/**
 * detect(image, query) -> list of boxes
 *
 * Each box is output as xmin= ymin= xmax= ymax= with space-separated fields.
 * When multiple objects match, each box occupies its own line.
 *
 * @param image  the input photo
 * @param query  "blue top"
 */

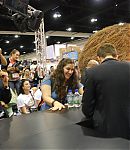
xmin=41 ymin=76 xmax=83 ymax=110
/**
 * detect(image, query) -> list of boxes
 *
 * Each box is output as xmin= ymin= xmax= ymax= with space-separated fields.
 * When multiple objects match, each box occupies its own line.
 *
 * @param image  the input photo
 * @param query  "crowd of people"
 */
xmin=0 ymin=42 xmax=129 ymax=139
xmin=0 ymin=49 xmax=83 ymax=116
xmin=0 ymin=48 xmax=45 ymax=117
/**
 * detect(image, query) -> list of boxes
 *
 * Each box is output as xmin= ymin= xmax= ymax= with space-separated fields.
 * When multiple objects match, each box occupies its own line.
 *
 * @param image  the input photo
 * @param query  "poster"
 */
xmin=62 ymin=51 xmax=78 ymax=60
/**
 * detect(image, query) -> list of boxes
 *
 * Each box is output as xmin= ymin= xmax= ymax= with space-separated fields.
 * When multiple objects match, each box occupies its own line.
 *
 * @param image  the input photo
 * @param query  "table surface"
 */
xmin=0 ymin=107 xmax=129 ymax=149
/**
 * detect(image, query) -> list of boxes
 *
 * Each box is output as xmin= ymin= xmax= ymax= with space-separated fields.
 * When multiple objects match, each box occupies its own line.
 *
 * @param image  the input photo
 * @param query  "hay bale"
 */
xmin=79 ymin=23 xmax=130 ymax=70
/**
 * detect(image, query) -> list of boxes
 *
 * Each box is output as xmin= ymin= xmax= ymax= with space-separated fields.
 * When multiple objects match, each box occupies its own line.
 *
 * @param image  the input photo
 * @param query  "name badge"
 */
xmin=12 ymin=73 xmax=19 ymax=78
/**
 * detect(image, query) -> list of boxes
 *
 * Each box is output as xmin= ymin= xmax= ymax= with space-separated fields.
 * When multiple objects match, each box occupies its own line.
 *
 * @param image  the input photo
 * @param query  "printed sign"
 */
xmin=62 ymin=51 xmax=78 ymax=60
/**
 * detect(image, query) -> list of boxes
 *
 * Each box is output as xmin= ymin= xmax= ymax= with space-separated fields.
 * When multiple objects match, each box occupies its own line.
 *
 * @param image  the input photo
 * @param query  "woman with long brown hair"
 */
xmin=41 ymin=58 xmax=83 ymax=111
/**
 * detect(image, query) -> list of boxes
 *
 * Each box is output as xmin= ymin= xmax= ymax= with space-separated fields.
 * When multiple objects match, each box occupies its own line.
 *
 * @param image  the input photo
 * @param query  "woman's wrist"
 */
xmin=51 ymin=100 xmax=56 ymax=107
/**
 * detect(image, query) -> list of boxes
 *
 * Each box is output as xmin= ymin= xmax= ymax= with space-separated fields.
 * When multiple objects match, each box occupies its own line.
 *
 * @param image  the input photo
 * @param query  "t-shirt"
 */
xmin=34 ymin=89 xmax=42 ymax=100
xmin=41 ymin=76 xmax=83 ymax=110
xmin=17 ymin=93 xmax=35 ymax=112
xmin=34 ymin=89 xmax=42 ymax=107
xmin=6 ymin=58 xmax=20 ymax=81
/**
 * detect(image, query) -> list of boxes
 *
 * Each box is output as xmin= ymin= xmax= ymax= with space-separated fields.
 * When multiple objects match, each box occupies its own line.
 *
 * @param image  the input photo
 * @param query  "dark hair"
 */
xmin=50 ymin=66 xmax=54 ymax=69
xmin=97 ymin=43 xmax=117 ymax=58
xmin=19 ymin=79 xmax=30 ymax=94
xmin=24 ymin=68 xmax=30 ymax=71
xmin=10 ymin=49 xmax=20 ymax=56
xmin=75 ymin=66 xmax=79 ymax=70
xmin=51 ymin=58 xmax=79 ymax=101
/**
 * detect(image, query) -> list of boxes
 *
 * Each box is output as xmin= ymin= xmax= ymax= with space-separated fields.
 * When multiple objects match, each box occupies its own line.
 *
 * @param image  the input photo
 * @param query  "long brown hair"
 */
xmin=51 ymin=58 xmax=79 ymax=102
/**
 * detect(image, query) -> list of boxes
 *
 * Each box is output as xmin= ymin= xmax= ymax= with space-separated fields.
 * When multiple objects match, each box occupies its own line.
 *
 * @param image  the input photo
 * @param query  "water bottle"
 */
xmin=66 ymin=89 xmax=74 ymax=108
xmin=73 ymin=89 xmax=81 ymax=108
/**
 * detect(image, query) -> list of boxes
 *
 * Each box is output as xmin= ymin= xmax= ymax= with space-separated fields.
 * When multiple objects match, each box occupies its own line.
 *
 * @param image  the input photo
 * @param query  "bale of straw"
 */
xmin=79 ymin=23 xmax=130 ymax=70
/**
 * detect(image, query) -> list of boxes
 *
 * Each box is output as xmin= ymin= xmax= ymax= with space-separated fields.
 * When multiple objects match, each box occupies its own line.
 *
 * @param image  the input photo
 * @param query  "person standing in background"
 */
xmin=6 ymin=49 xmax=21 ymax=95
xmin=49 ymin=66 xmax=55 ymax=76
xmin=81 ymin=59 xmax=99 ymax=85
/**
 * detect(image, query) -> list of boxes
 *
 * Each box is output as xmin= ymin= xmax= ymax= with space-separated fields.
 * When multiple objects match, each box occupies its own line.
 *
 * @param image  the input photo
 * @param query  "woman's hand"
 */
xmin=50 ymin=101 xmax=65 ymax=111
xmin=20 ymin=106 xmax=30 ymax=114
xmin=7 ymin=66 xmax=16 ymax=71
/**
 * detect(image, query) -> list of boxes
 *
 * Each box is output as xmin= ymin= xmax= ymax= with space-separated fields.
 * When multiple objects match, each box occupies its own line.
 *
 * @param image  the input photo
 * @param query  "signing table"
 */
xmin=0 ymin=108 xmax=129 ymax=149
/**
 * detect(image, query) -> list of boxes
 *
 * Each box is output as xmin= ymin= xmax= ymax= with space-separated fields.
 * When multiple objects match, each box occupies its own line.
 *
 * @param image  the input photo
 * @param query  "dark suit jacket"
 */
xmin=81 ymin=68 xmax=92 ymax=86
xmin=82 ymin=58 xmax=130 ymax=139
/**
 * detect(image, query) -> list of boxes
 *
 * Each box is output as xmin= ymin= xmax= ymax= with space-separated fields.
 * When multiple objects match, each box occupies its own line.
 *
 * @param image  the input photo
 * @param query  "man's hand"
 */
xmin=0 ymin=72 xmax=9 ymax=87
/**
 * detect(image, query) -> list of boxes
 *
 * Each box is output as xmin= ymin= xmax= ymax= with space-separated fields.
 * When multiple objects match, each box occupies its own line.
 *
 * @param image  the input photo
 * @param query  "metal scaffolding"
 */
xmin=35 ymin=18 xmax=46 ymax=67
xmin=28 ymin=5 xmax=47 ymax=67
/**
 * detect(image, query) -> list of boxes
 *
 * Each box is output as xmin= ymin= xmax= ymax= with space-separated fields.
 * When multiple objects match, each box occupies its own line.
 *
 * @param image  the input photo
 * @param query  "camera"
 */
xmin=12 ymin=61 xmax=21 ymax=67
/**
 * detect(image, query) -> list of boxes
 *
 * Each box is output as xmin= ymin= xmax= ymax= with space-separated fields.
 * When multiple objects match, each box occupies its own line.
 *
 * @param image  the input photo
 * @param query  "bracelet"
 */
xmin=51 ymin=100 xmax=56 ymax=107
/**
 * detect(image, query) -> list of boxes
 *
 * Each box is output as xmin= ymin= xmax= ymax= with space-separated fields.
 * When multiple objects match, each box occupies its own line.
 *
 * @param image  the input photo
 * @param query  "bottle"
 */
xmin=66 ymin=89 xmax=74 ymax=108
xmin=73 ymin=89 xmax=81 ymax=108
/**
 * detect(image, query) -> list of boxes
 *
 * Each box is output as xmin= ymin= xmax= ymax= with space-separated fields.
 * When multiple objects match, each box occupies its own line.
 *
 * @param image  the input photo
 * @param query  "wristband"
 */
xmin=52 ymin=100 xmax=56 ymax=107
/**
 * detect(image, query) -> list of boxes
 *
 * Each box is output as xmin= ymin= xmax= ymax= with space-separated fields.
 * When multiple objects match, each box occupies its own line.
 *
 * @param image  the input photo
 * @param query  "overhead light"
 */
xmin=118 ymin=22 xmax=124 ymax=25
xmin=57 ymin=41 xmax=60 ymax=44
xmin=53 ymin=14 xmax=57 ymax=18
xmin=20 ymin=45 xmax=24 ymax=48
xmin=5 ymin=40 xmax=9 ymax=43
xmin=93 ymin=30 xmax=98 ymax=33
xmin=4 ymin=52 xmax=7 ymax=54
xmin=71 ymin=37 xmax=74 ymax=40
xmin=23 ymin=52 xmax=26 ymax=54
xmin=66 ymin=27 xmax=72 ymax=31
xmin=46 ymin=36 xmax=49 ymax=39
xmin=53 ymin=12 xmax=61 ymax=18
xmin=57 ymin=14 xmax=61 ymax=17
xmin=14 ymin=35 xmax=19 ymax=38
xmin=115 ymin=4 xmax=118 ymax=7
xmin=91 ymin=18 xmax=97 ymax=23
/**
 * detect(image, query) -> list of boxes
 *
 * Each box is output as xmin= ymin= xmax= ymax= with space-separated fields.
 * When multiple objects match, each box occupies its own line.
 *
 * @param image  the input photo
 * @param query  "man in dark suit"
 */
xmin=82 ymin=43 xmax=130 ymax=139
